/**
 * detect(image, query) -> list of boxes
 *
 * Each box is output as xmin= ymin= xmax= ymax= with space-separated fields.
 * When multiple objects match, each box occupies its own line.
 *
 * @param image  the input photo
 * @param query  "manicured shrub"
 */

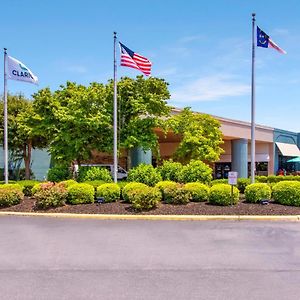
xmin=127 ymin=164 xmax=162 ymax=186
xmin=255 ymin=176 xmax=267 ymax=183
xmin=0 ymin=189 xmax=24 ymax=207
xmin=67 ymin=183 xmax=95 ymax=204
xmin=184 ymin=182 xmax=210 ymax=202
xmin=122 ymin=182 xmax=148 ymax=202
xmin=0 ymin=183 xmax=23 ymax=192
xmin=164 ymin=185 xmax=192 ymax=205
xmin=32 ymin=182 xmax=55 ymax=195
xmin=155 ymin=181 xmax=177 ymax=201
xmin=18 ymin=180 xmax=40 ymax=196
xmin=158 ymin=160 xmax=182 ymax=182
xmin=77 ymin=167 xmax=112 ymax=183
xmin=237 ymin=178 xmax=250 ymax=193
xmin=47 ymin=165 xmax=71 ymax=182
xmin=209 ymin=184 xmax=239 ymax=206
xmin=211 ymin=179 xmax=228 ymax=185
xmin=244 ymin=183 xmax=271 ymax=203
xmin=35 ymin=183 xmax=68 ymax=209
xmin=128 ymin=186 xmax=161 ymax=211
xmin=82 ymin=180 xmax=105 ymax=190
xmin=272 ymin=181 xmax=300 ymax=206
xmin=60 ymin=179 xmax=77 ymax=188
xmin=179 ymin=160 xmax=212 ymax=184
xmin=96 ymin=183 xmax=120 ymax=203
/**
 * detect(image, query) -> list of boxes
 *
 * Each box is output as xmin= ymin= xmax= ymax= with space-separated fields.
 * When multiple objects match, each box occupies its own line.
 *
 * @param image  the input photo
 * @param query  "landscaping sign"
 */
xmin=228 ymin=172 xmax=238 ymax=185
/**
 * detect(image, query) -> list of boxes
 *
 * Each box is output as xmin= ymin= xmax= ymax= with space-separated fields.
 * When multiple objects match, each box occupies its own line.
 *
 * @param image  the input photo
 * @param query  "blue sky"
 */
xmin=1 ymin=0 xmax=300 ymax=131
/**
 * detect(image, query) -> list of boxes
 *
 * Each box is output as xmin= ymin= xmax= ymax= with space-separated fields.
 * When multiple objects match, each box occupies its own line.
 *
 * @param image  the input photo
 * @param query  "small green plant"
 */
xmin=209 ymin=184 xmax=239 ymax=206
xmin=272 ymin=181 xmax=300 ymax=206
xmin=244 ymin=183 xmax=271 ymax=203
xmin=17 ymin=180 xmax=40 ymax=196
xmin=179 ymin=160 xmax=212 ymax=184
xmin=127 ymin=164 xmax=162 ymax=186
xmin=184 ymin=182 xmax=210 ymax=202
xmin=158 ymin=160 xmax=183 ymax=182
xmin=128 ymin=187 xmax=162 ymax=211
xmin=0 ymin=188 xmax=24 ymax=207
xmin=122 ymin=182 xmax=148 ymax=202
xmin=47 ymin=165 xmax=71 ymax=182
xmin=77 ymin=167 xmax=112 ymax=182
xmin=67 ymin=183 xmax=95 ymax=204
xmin=35 ymin=183 xmax=68 ymax=209
xmin=96 ymin=183 xmax=120 ymax=203
xmin=164 ymin=185 xmax=192 ymax=205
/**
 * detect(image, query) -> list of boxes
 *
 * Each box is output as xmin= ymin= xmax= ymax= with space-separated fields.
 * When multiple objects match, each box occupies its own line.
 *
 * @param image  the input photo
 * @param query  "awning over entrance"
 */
xmin=276 ymin=142 xmax=300 ymax=157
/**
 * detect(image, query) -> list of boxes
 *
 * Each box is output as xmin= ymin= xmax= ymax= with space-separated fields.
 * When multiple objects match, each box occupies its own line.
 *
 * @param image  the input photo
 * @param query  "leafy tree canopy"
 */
xmin=168 ymin=107 xmax=224 ymax=164
xmin=32 ymin=76 xmax=171 ymax=165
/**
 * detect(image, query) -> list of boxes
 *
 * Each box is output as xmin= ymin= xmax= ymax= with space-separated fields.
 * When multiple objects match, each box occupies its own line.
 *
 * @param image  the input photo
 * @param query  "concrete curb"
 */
xmin=0 ymin=211 xmax=299 ymax=221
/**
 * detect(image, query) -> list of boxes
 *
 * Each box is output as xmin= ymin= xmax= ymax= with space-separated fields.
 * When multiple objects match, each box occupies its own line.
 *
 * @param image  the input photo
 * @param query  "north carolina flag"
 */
xmin=257 ymin=26 xmax=287 ymax=54
xmin=119 ymin=42 xmax=152 ymax=76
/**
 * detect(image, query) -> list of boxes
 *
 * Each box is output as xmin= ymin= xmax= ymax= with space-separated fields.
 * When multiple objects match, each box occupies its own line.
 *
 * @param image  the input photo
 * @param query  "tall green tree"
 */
xmin=168 ymin=108 xmax=224 ymax=164
xmin=0 ymin=94 xmax=48 ymax=179
xmin=107 ymin=75 xmax=170 ymax=158
xmin=32 ymin=82 xmax=112 ymax=166
xmin=32 ymin=76 xmax=171 ymax=167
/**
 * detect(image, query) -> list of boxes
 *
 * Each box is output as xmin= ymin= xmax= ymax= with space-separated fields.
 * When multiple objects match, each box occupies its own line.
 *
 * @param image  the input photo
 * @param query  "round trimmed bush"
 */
xmin=164 ymin=185 xmax=192 ymax=205
xmin=209 ymin=184 xmax=239 ymax=206
xmin=31 ymin=182 xmax=54 ymax=195
xmin=211 ymin=179 xmax=228 ymax=186
xmin=158 ymin=160 xmax=182 ymax=182
xmin=244 ymin=183 xmax=271 ymax=203
xmin=127 ymin=164 xmax=162 ymax=186
xmin=272 ymin=181 xmax=300 ymax=206
xmin=184 ymin=182 xmax=209 ymax=202
xmin=128 ymin=186 xmax=162 ymax=211
xmin=35 ymin=183 xmax=68 ymax=209
xmin=237 ymin=178 xmax=250 ymax=193
xmin=155 ymin=181 xmax=177 ymax=200
xmin=82 ymin=180 xmax=105 ymax=190
xmin=96 ymin=183 xmax=120 ymax=203
xmin=60 ymin=179 xmax=77 ymax=188
xmin=0 ymin=188 xmax=24 ymax=207
xmin=67 ymin=183 xmax=95 ymax=204
xmin=17 ymin=180 xmax=40 ymax=196
xmin=179 ymin=160 xmax=212 ymax=184
xmin=122 ymin=182 xmax=148 ymax=202
xmin=256 ymin=176 xmax=267 ymax=183
xmin=78 ymin=167 xmax=112 ymax=182
xmin=0 ymin=183 xmax=23 ymax=192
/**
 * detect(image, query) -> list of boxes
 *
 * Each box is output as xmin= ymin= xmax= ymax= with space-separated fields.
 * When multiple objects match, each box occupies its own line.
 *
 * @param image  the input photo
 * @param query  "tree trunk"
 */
xmin=24 ymin=141 xmax=32 ymax=180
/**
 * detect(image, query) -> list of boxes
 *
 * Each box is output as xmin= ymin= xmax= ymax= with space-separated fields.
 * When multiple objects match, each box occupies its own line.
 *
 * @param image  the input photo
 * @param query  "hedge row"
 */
xmin=2 ymin=178 xmax=300 ymax=210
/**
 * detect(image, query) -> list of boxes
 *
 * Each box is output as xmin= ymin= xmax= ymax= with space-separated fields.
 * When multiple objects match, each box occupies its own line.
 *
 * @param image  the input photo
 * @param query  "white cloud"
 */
xmin=171 ymin=74 xmax=250 ymax=103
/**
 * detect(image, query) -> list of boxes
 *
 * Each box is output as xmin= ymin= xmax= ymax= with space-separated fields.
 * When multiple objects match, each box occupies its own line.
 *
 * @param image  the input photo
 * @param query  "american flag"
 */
xmin=119 ymin=42 xmax=152 ymax=76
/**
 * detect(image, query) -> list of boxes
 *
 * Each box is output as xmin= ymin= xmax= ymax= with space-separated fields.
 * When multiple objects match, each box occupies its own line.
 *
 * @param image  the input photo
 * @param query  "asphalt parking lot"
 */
xmin=0 ymin=216 xmax=299 ymax=299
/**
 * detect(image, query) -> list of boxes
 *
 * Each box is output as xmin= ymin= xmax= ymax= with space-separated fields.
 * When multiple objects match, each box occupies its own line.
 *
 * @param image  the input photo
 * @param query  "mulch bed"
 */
xmin=1 ymin=197 xmax=300 ymax=215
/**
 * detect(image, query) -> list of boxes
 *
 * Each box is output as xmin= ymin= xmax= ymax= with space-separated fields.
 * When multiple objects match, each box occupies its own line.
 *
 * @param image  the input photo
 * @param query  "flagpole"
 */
xmin=113 ymin=32 xmax=118 ymax=183
xmin=251 ymin=13 xmax=256 ymax=183
xmin=3 ymin=48 xmax=8 ymax=184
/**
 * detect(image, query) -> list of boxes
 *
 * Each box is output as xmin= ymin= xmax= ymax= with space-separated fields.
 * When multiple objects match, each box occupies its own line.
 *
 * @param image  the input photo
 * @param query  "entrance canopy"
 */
xmin=276 ymin=142 xmax=300 ymax=157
